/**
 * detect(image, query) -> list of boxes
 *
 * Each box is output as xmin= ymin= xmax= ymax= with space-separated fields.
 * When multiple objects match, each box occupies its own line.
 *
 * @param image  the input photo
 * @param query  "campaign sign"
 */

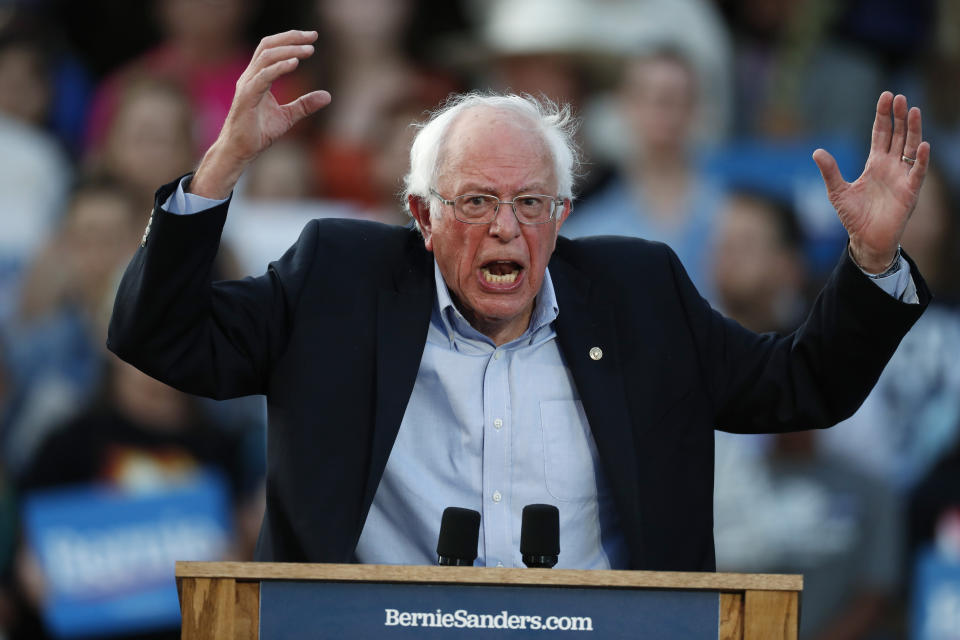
xmin=22 ymin=473 xmax=231 ymax=638
xmin=260 ymin=580 xmax=719 ymax=639
xmin=912 ymin=548 xmax=960 ymax=640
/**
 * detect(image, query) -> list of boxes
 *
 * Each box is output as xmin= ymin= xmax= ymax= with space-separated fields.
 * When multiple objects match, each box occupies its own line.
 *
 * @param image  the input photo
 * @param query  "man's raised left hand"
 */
xmin=812 ymin=92 xmax=930 ymax=274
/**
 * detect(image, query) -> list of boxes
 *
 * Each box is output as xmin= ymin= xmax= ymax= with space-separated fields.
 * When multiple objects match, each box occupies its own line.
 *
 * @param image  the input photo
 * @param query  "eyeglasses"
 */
xmin=430 ymin=189 xmax=564 ymax=225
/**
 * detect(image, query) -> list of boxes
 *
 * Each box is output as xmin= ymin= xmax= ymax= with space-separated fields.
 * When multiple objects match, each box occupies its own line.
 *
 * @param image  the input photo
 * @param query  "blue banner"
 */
xmin=260 ymin=579 xmax=719 ymax=638
xmin=912 ymin=548 xmax=960 ymax=640
xmin=22 ymin=472 xmax=231 ymax=638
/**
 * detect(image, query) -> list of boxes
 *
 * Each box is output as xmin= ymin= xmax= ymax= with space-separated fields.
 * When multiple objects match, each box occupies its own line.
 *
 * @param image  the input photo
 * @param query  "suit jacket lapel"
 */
xmin=550 ymin=256 xmax=645 ymax=567
xmin=361 ymin=240 xmax=435 ymax=523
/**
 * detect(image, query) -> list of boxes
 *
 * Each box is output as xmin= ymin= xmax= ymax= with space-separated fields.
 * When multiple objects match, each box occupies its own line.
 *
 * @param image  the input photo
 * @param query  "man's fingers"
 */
xmin=890 ymin=94 xmax=908 ymax=156
xmin=251 ymin=44 xmax=314 ymax=76
xmin=908 ymin=141 xmax=931 ymax=192
xmin=252 ymin=30 xmax=317 ymax=60
xmin=281 ymin=90 xmax=332 ymax=125
xmin=250 ymin=58 xmax=300 ymax=97
xmin=812 ymin=148 xmax=846 ymax=197
xmin=870 ymin=91 xmax=893 ymax=155
xmin=902 ymin=106 xmax=923 ymax=162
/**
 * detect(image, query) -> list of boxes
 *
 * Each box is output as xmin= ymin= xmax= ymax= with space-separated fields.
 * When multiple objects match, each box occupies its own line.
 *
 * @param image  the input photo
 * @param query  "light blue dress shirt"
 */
xmin=353 ymin=262 xmax=629 ymax=568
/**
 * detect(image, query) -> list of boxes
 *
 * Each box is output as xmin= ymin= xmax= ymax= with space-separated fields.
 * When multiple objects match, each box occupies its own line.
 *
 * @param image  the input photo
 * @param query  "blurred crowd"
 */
xmin=0 ymin=0 xmax=959 ymax=638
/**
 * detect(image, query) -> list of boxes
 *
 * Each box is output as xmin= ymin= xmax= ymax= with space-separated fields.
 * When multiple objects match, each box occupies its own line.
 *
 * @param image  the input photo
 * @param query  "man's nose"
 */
xmin=488 ymin=203 xmax=522 ymax=240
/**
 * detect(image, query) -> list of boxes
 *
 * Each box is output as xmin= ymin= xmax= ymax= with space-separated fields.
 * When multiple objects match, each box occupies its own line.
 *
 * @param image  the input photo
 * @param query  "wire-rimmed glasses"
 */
xmin=430 ymin=189 xmax=564 ymax=225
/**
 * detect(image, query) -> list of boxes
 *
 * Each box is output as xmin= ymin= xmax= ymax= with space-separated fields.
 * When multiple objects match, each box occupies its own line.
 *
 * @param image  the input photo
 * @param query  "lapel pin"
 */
xmin=589 ymin=347 xmax=603 ymax=361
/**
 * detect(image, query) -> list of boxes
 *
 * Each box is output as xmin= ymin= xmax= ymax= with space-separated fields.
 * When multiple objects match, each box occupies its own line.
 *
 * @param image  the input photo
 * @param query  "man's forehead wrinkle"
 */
xmin=435 ymin=107 xmax=555 ymax=195
xmin=438 ymin=106 xmax=547 ymax=163
xmin=441 ymin=161 xmax=554 ymax=197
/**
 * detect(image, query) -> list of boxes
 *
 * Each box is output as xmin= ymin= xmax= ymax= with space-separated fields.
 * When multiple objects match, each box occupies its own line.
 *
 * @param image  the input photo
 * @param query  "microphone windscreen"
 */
xmin=437 ymin=507 xmax=481 ymax=562
xmin=520 ymin=504 xmax=560 ymax=556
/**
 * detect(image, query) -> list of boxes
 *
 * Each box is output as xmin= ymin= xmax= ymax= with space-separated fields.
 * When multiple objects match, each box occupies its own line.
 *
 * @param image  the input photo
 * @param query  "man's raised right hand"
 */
xmin=190 ymin=30 xmax=331 ymax=200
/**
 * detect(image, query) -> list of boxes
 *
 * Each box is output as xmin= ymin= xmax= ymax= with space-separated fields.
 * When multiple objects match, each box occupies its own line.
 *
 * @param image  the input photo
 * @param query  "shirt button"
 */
xmin=494 ymin=418 xmax=503 ymax=430
xmin=493 ymin=351 xmax=502 ymax=360
xmin=492 ymin=490 xmax=502 ymax=503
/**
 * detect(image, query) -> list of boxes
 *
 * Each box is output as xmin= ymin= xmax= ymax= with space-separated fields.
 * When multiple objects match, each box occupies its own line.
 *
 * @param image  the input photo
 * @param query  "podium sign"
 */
xmin=176 ymin=562 xmax=802 ymax=640
xmin=260 ymin=580 xmax=718 ymax=638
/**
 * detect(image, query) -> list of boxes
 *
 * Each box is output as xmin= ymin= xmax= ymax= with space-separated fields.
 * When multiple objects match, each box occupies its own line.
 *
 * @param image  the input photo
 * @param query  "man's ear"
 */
xmin=408 ymin=194 xmax=435 ymax=251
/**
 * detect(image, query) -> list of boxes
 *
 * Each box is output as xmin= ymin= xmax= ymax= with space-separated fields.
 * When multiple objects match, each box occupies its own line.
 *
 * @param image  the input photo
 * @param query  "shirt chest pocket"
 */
xmin=539 ymin=400 xmax=600 ymax=502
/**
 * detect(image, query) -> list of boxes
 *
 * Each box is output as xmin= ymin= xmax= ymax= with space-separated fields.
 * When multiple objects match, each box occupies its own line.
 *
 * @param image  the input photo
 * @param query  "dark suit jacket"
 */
xmin=108 ymin=178 xmax=929 ymax=572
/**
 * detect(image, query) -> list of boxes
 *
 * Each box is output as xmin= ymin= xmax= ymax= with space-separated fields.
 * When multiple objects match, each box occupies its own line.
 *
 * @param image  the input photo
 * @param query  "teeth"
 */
xmin=482 ymin=268 xmax=518 ymax=283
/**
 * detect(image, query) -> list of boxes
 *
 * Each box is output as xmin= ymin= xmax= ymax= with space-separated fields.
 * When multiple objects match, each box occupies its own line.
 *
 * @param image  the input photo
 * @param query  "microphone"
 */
xmin=436 ymin=507 xmax=481 ymax=566
xmin=521 ymin=504 xmax=560 ymax=568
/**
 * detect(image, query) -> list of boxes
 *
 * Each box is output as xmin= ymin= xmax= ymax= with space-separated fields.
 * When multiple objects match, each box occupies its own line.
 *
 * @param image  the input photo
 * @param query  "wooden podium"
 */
xmin=176 ymin=561 xmax=801 ymax=639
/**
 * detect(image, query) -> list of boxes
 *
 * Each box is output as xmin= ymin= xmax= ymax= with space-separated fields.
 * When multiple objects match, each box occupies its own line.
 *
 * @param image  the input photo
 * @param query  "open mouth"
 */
xmin=480 ymin=260 xmax=523 ymax=286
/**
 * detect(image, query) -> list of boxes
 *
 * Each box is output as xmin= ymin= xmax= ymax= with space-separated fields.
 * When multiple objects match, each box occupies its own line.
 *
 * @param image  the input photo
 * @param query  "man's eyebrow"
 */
xmin=458 ymin=184 xmax=550 ymax=195
xmin=516 ymin=185 xmax=549 ymax=194
xmin=455 ymin=184 xmax=499 ymax=195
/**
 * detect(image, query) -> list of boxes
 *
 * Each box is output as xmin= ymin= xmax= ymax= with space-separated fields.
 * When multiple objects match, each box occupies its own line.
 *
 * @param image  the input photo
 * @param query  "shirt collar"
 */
xmin=432 ymin=260 xmax=559 ymax=347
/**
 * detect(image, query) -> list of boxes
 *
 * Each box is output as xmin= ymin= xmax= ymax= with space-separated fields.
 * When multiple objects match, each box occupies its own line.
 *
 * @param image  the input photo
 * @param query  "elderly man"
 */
xmin=109 ymin=31 xmax=929 ymax=571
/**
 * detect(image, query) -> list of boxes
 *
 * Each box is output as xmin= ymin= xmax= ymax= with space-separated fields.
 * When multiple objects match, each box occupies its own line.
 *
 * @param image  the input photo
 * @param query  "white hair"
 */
xmin=402 ymin=92 xmax=580 ymax=218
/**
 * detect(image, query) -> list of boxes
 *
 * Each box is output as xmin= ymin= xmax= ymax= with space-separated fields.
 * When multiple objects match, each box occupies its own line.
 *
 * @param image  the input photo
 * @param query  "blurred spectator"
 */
xmin=720 ymin=0 xmax=933 ymax=140
xmin=19 ymin=356 xmax=255 ymax=525
xmin=711 ymin=189 xmax=808 ymax=332
xmin=0 ymin=13 xmax=53 ymax=129
xmin=911 ymin=438 xmax=960 ymax=563
xmin=7 ymin=355 xmax=258 ymax=640
xmin=288 ymin=0 xmax=459 ymax=209
xmin=0 ymin=8 xmax=92 ymax=156
xmin=88 ymin=74 xmax=253 ymax=288
xmin=225 ymin=138 xmax=362 ymax=276
xmin=469 ymin=0 xmax=732 ymax=147
xmin=710 ymin=188 xmax=809 ymax=486
xmin=466 ymin=0 xmax=731 ymax=201
xmin=711 ymin=191 xmax=900 ymax=639
xmin=0 ymin=14 xmax=73 ymax=327
xmin=89 ymin=76 xmax=197 ymax=210
xmin=0 ymin=119 xmax=71 ymax=329
xmin=2 ymin=177 xmax=140 ymax=479
xmin=464 ymin=0 xmax=621 ymax=199
xmin=899 ymin=165 xmax=960 ymax=304
xmin=85 ymin=0 xmax=256 ymax=154
xmin=906 ymin=167 xmax=960 ymax=574
xmin=561 ymin=48 xmax=728 ymax=299
xmin=367 ymin=101 xmax=432 ymax=223
xmin=908 ymin=451 xmax=960 ymax=640
xmin=919 ymin=0 xmax=960 ymax=193
xmin=242 ymin=139 xmax=315 ymax=202
xmin=472 ymin=0 xmax=605 ymax=110
xmin=817 ymin=166 xmax=960 ymax=493
xmin=721 ymin=431 xmax=902 ymax=640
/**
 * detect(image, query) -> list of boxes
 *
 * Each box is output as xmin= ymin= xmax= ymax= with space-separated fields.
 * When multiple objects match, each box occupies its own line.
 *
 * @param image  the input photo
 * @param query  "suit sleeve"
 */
xmin=107 ymin=177 xmax=319 ymax=399
xmin=665 ymin=244 xmax=931 ymax=434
